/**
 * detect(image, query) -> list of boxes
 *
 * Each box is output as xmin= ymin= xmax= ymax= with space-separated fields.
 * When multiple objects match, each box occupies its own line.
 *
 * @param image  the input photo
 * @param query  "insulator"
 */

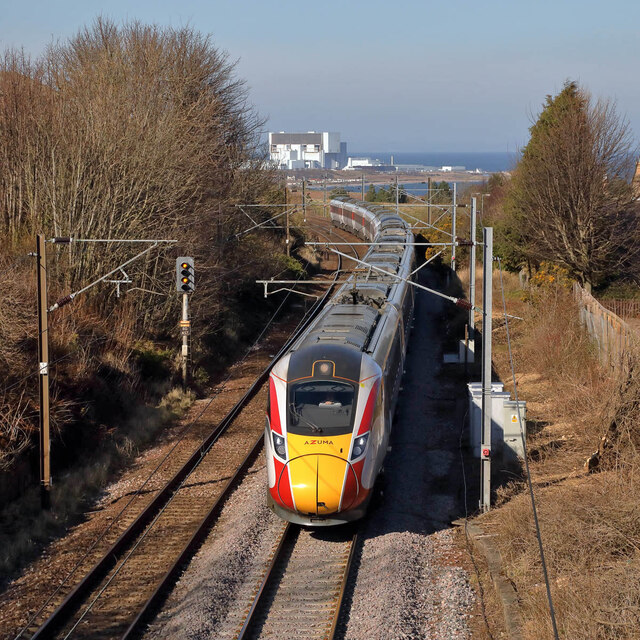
xmin=455 ymin=298 xmax=473 ymax=310
xmin=56 ymin=294 xmax=74 ymax=308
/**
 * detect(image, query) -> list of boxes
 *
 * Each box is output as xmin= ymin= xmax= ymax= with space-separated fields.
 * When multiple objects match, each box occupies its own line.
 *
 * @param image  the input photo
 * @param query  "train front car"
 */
xmin=266 ymin=343 xmax=383 ymax=526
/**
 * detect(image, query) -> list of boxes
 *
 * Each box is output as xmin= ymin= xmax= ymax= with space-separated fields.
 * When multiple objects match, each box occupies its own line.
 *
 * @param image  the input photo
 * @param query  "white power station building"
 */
xmin=269 ymin=131 xmax=347 ymax=169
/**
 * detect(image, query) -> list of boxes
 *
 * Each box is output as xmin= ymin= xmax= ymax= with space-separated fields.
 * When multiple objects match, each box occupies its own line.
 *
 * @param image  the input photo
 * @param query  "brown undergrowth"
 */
xmin=473 ymin=270 xmax=640 ymax=639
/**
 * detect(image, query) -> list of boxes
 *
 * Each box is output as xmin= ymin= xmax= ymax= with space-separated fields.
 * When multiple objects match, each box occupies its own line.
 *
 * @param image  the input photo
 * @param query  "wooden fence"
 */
xmin=597 ymin=298 xmax=640 ymax=319
xmin=573 ymin=283 xmax=635 ymax=370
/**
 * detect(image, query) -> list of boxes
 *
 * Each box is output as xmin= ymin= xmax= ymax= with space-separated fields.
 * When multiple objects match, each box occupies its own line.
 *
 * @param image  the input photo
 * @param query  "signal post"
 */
xmin=176 ymin=257 xmax=195 ymax=387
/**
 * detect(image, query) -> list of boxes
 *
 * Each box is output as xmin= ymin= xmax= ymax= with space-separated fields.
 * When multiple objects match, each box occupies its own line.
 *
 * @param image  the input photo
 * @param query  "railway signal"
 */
xmin=176 ymin=257 xmax=194 ymax=387
xmin=176 ymin=257 xmax=195 ymax=293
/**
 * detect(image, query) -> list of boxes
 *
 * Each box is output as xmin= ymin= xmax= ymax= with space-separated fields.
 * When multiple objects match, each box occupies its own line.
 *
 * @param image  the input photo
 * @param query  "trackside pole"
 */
xmin=181 ymin=293 xmax=189 ymax=387
xmin=36 ymin=233 xmax=51 ymax=509
xmin=469 ymin=197 xmax=477 ymax=356
xmin=480 ymin=227 xmax=493 ymax=512
xmin=395 ymin=175 xmax=399 ymax=214
xmin=285 ymin=182 xmax=290 ymax=256
xmin=451 ymin=183 xmax=457 ymax=271
xmin=323 ymin=175 xmax=327 ymax=217
xmin=302 ymin=179 xmax=307 ymax=223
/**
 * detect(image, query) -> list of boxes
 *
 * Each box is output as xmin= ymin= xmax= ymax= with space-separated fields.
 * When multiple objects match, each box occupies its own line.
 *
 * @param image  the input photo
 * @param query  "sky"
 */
xmin=1 ymin=0 xmax=639 ymax=153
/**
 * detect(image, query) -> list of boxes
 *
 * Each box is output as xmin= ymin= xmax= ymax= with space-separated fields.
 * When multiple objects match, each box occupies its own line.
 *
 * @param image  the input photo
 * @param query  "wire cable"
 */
xmin=0 ymin=253 xmax=33 ymax=280
xmin=458 ymin=406 xmax=495 ymax=639
xmin=497 ymin=258 xmax=560 ymax=640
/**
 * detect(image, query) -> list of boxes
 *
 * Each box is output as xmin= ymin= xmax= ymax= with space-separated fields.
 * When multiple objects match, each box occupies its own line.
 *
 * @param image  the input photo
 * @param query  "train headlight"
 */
xmin=351 ymin=433 xmax=369 ymax=460
xmin=272 ymin=433 xmax=287 ymax=459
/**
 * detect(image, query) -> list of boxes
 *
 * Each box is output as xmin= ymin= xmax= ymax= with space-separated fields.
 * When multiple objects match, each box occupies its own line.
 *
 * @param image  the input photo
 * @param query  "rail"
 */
xmin=236 ymin=525 xmax=358 ymax=640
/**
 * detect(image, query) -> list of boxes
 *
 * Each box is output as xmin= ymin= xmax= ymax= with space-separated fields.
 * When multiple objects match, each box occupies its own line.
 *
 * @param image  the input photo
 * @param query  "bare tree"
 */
xmin=0 ymin=20 xmax=289 ymax=473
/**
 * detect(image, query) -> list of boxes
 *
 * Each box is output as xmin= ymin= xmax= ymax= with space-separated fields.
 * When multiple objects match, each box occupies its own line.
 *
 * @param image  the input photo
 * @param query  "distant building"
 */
xmin=343 ymin=157 xmax=384 ymax=170
xmin=269 ymin=131 xmax=347 ymax=169
xmin=441 ymin=166 xmax=466 ymax=172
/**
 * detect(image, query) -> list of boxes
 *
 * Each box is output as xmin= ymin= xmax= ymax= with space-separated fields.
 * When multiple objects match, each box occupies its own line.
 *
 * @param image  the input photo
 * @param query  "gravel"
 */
xmin=145 ymin=458 xmax=283 ymax=639
xmin=342 ymin=268 xmax=476 ymax=640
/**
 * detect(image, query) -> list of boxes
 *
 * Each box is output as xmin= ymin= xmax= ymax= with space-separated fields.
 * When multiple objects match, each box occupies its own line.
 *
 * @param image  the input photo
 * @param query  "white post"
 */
xmin=323 ymin=175 xmax=327 ymax=217
xmin=302 ymin=179 xmax=307 ymax=223
xmin=480 ymin=227 xmax=493 ymax=512
xmin=469 ymin=197 xmax=477 ymax=353
xmin=451 ymin=182 xmax=457 ymax=271
xmin=395 ymin=175 xmax=399 ymax=214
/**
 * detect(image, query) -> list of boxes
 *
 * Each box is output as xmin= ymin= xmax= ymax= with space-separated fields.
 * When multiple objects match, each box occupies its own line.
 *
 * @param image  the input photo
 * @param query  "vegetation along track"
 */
xmin=233 ymin=523 xmax=358 ymax=640
xmin=17 ymin=218 xmax=362 ymax=640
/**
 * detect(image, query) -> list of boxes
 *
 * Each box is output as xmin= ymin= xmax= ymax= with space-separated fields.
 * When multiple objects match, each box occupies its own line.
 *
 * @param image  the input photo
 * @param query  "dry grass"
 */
xmin=477 ymin=272 xmax=640 ymax=639
xmin=486 ymin=472 xmax=640 ymax=639
xmin=493 ymin=279 xmax=617 ymax=471
xmin=0 ymin=385 xmax=193 ymax=580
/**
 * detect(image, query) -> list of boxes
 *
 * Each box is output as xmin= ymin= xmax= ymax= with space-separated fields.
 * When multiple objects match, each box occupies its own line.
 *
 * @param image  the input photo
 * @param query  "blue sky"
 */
xmin=1 ymin=0 xmax=639 ymax=152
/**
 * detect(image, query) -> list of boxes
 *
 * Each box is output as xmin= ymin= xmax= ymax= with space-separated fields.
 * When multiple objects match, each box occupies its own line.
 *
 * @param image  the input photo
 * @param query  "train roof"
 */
xmin=330 ymin=197 xmax=410 ymax=228
xmin=295 ymin=303 xmax=379 ymax=353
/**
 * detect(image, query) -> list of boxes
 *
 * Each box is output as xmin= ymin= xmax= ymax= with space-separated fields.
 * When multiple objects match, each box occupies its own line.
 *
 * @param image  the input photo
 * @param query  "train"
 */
xmin=264 ymin=197 xmax=415 ymax=526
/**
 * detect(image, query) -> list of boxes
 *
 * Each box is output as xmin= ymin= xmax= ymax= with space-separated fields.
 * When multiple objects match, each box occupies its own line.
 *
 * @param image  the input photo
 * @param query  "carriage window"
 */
xmin=289 ymin=381 xmax=356 ymax=435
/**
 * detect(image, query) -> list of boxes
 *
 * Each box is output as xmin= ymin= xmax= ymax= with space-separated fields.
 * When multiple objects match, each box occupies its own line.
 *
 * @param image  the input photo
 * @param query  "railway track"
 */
xmin=233 ymin=524 xmax=358 ymax=640
xmin=16 ymin=218 xmax=363 ymax=640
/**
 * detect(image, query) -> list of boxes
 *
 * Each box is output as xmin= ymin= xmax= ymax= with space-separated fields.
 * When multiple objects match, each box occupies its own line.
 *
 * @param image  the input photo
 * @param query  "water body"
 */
xmin=351 ymin=151 xmax=517 ymax=173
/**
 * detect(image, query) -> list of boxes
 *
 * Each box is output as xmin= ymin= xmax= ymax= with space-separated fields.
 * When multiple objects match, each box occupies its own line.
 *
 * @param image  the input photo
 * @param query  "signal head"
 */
xmin=176 ymin=256 xmax=195 ymax=294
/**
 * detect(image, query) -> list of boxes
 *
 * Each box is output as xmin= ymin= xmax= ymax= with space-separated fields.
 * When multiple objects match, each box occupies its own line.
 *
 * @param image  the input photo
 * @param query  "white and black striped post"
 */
xmin=451 ymin=183 xmax=457 ymax=271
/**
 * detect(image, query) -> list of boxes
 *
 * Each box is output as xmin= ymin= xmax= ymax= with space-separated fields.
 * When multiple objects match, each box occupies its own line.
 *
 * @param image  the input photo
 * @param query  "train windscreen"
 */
xmin=288 ymin=381 xmax=356 ymax=435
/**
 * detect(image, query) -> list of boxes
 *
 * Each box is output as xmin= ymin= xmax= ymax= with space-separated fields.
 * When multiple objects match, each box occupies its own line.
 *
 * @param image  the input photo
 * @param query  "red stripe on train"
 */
xmin=269 ymin=377 xmax=282 ymax=435
xmin=273 ymin=460 xmax=294 ymax=509
xmin=357 ymin=380 xmax=379 ymax=436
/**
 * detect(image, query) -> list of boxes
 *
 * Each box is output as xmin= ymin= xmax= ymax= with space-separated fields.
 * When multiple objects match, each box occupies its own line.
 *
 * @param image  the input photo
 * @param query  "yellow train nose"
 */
xmin=283 ymin=454 xmax=358 ymax=516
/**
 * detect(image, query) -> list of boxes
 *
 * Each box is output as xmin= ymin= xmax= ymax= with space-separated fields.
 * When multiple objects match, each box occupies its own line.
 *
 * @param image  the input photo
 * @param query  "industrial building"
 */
xmin=269 ymin=131 xmax=347 ymax=169
xmin=343 ymin=157 xmax=384 ymax=169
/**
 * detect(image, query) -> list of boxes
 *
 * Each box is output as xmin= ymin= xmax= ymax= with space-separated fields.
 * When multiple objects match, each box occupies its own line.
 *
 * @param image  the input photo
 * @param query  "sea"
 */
xmin=351 ymin=151 xmax=517 ymax=174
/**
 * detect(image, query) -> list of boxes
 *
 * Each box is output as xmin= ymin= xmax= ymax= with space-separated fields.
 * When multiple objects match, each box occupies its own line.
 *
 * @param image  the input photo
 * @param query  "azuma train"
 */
xmin=265 ymin=197 xmax=415 ymax=526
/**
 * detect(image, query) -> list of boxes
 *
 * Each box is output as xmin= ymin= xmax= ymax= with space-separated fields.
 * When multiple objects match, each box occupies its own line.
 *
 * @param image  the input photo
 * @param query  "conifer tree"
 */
xmin=501 ymin=81 xmax=637 ymax=290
